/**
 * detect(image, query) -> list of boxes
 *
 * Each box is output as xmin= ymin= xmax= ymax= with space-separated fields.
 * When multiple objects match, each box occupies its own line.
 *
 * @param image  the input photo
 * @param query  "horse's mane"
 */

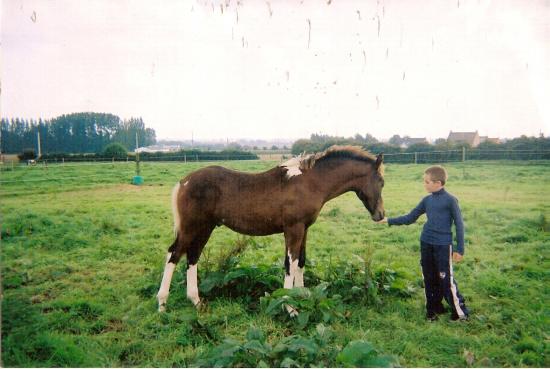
xmin=280 ymin=145 xmax=383 ymax=178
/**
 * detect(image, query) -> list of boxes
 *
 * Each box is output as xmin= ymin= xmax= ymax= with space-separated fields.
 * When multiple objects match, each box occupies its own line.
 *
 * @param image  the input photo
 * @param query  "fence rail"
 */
xmin=382 ymin=149 xmax=550 ymax=163
xmin=2 ymin=149 xmax=550 ymax=170
xmin=1 ymin=149 xmax=549 ymax=197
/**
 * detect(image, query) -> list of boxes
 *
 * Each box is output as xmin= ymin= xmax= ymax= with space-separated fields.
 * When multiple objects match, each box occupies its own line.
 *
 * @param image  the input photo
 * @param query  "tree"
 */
xmin=363 ymin=133 xmax=378 ymax=145
xmin=389 ymin=135 xmax=403 ymax=146
xmin=103 ymin=142 xmax=128 ymax=158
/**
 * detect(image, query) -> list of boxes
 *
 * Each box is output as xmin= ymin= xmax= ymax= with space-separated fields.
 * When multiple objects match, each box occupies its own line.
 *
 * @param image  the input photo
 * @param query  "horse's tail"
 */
xmin=171 ymin=182 xmax=182 ymax=237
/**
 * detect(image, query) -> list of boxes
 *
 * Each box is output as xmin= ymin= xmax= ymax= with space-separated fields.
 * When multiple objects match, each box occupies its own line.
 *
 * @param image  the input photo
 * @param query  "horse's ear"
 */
xmin=375 ymin=153 xmax=384 ymax=170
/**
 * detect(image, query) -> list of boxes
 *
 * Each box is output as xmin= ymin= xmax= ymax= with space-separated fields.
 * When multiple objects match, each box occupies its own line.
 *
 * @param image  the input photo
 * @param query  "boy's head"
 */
xmin=423 ymin=165 xmax=447 ymax=193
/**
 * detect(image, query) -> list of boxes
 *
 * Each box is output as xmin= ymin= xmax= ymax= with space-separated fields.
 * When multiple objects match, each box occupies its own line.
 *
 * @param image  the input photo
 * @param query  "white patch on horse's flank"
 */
xmin=280 ymin=157 xmax=303 ymax=178
xmin=172 ymin=182 xmax=181 ymax=236
xmin=187 ymin=264 xmax=200 ymax=306
xmin=157 ymin=261 xmax=176 ymax=312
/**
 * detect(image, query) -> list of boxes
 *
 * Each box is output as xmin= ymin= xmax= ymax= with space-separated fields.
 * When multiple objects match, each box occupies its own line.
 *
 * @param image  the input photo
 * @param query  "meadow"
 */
xmin=1 ymin=159 xmax=549 ymax=367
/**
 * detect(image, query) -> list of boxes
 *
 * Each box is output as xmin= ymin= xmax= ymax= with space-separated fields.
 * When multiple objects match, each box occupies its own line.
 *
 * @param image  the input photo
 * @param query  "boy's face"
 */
xmin=423 ymin=174 xmax=443 ymax=193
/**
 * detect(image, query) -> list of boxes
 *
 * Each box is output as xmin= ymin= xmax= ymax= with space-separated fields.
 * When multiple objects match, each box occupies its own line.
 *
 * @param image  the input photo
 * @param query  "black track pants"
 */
xmin=420 ymin=242 xmax=469 ymax=318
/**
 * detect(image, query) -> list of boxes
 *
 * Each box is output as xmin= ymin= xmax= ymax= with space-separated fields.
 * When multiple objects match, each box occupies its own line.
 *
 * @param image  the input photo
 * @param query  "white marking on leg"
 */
xmin=448 ymin=246 xmax=465 ymax=317
xmin=284 ymin=253 xmax=299 ymax=289
xmin=283 ymin=253 xmax=299 ymax=317
xmin=187 ymin=264 xmax=201 ymax=306
xmin=157 ymin=256 xmax=176 ymax=312
xmin=294 ymin=267 xmax=304 ymax=288
xmin=172 ymin=182 xmax=181 ymax=236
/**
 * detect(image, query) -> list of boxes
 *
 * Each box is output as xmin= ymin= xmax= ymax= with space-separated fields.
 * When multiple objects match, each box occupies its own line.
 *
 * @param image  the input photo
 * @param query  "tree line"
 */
xmin=291 ymin=133 xmax=550 ymax=155
xmin=1 ymin=113 xmax=156 ymax=155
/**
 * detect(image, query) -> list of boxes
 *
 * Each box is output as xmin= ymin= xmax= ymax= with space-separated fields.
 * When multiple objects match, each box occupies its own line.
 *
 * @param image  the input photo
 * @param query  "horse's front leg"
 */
xmin=283 ymin=223 xmax=306 ymax=317
xmin=294 ymin=229 xmax=308 ymax=288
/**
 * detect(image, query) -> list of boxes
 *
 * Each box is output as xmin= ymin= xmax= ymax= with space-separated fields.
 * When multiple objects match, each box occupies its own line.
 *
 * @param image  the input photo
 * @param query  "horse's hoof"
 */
xmin=158 ymin=304 xmax=166 ymax=313
xmin=195 ymin=300 xmax=207 ymax=312
xmin=285 ymin=304 xmax=299 ymax=317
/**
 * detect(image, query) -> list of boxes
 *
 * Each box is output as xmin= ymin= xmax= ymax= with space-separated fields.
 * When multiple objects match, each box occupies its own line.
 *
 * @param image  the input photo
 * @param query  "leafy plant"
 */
xmin=199 ymin=264 xmax=282 ymax=305
xmin=193 ymin=326 xmax=272 ymax=367
xmin=374 ymin=267 xmax=417 ymax=297
xmin=260 ymin=283 xmax=345 ymax=329
xmin=194 ymin=325 xmax=397 ymax=368
xmin=336 ymin=340 xmax=399 ymax=367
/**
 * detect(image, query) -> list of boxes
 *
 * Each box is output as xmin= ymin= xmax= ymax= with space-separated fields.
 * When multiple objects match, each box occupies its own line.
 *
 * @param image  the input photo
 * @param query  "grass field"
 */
xmin=1 ymin=160 xmax=549 ymax=367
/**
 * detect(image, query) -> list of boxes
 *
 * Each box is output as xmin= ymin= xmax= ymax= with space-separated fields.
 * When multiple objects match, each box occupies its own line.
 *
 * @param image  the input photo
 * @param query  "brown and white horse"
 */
xmin=157 ymin=145 xmax=385 ymax=311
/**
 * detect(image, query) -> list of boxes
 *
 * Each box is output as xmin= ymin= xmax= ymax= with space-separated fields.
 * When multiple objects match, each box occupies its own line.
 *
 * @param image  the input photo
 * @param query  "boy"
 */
xmin=377 ymin=165 xmax=469 ymax=321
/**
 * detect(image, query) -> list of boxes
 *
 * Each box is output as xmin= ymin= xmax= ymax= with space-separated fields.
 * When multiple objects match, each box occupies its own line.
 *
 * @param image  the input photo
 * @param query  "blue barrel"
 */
xmin=132 ymin=176 xmax=144 ymax=185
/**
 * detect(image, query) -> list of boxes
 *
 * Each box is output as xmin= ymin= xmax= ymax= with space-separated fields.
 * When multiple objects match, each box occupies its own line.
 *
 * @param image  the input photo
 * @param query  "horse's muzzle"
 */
xmin=371 ymin=210 xmax=385 ymax=222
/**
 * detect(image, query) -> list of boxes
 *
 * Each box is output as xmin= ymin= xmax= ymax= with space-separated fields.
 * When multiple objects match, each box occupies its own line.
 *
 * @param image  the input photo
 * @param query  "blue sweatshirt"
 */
xmin=388 ymin=188 xmax=465 ymax=254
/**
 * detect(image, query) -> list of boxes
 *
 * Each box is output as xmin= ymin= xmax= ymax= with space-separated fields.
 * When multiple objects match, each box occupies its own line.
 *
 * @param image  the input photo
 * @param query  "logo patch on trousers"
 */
xmin=439 ymin=272 xmax=446 ymax=279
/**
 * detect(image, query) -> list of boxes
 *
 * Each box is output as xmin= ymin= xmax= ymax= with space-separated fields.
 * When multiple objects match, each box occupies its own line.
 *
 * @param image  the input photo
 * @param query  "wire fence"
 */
xmin=382 ymin=149 xmax=550 ymax=163
xmin=1 ymin=149 xmax=549 ymax=197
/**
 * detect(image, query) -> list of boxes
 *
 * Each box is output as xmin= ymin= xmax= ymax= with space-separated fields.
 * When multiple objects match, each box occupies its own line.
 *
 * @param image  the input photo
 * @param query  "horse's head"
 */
xmin=355 ymin=153 xmax=385 ymax=221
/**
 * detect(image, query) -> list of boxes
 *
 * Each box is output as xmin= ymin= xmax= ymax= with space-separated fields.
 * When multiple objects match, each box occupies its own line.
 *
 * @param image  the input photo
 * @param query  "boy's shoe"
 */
xmin=426 ymin=312 xmax=439 ymax=321
xmin=450 ymin=313 xmax=469 ymax=321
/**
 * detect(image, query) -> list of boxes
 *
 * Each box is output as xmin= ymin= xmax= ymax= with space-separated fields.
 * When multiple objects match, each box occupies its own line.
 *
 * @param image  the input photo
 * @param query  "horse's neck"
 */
xmin=311 ymin=160 xmax=366 ymax=202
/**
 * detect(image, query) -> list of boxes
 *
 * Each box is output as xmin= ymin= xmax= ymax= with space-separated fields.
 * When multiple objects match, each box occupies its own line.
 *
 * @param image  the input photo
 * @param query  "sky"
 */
xmin=2 ymin=0 xmax=549 ymax=141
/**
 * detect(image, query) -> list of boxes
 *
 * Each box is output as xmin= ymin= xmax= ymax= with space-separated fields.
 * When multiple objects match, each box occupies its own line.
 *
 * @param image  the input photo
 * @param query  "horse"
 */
xmin=156 ymin=145 xmax=385 ymax=312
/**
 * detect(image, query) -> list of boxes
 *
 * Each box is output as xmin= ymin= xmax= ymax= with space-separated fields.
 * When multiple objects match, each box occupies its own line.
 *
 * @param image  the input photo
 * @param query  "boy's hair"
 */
xmin=425 ymin=165 xmax=448 ymax=185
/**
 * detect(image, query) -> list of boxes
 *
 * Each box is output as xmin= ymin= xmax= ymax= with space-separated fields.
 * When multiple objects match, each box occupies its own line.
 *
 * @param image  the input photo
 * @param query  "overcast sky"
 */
xmin=2 ymin=0 xmax=549 ymax=141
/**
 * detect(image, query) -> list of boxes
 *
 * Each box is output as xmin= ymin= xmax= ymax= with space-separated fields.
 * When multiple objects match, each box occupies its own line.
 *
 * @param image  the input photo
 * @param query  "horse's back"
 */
xmin=176 ymin=164 xmax=287 ymax=234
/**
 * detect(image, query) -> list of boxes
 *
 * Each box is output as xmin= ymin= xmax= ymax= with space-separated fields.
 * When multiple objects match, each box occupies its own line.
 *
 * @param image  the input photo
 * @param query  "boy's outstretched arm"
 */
xmin=382 ymin=199 xmax=426 ymax=226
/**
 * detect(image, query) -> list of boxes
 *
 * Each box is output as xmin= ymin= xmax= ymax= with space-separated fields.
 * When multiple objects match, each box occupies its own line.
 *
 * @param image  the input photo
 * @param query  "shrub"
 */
xmin=102 ymin=143 xmax=128 ymax=159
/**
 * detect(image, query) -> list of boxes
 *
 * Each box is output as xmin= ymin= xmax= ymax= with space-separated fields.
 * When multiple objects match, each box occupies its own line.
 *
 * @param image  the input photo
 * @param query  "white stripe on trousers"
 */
xmin=448 ymin=245 xmax=465 ymax=317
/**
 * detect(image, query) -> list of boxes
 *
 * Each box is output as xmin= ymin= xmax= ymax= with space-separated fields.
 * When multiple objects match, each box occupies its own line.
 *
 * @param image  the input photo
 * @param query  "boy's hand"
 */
xmin=452 ymin=252 xmax=463 ymax=263
xmin=376 ymin=217 xmax=388 ymax=224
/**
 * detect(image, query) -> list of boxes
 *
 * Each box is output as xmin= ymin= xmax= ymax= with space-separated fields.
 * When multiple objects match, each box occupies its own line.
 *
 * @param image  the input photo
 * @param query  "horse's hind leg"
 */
xmin=157 ymin=235 xmax=186 ymax=312
xmin=185 ymin=224 xmax=215 ymax=307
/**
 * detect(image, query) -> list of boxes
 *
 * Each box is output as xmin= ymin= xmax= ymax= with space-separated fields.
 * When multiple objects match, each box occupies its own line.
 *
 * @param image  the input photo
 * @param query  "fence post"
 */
xmin=184 ymin=153 xmax=187 ymax=163
xmin=195 ymin=154 xmax=198 ymax=162
xmin=462 ymin=147 xmax=466 ymax=162
xmin=414 ymin=152 xmax=418 ymax=164
xmin=62 ymin=157 xmax=65 ymax=166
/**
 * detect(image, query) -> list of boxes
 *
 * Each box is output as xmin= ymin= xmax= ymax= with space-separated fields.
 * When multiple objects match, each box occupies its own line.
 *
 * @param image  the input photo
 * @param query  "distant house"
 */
xmin=479 ymin=136 xmax=501 ymax=144
xmin=447 ymin=131 xmax=480 ymax=147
